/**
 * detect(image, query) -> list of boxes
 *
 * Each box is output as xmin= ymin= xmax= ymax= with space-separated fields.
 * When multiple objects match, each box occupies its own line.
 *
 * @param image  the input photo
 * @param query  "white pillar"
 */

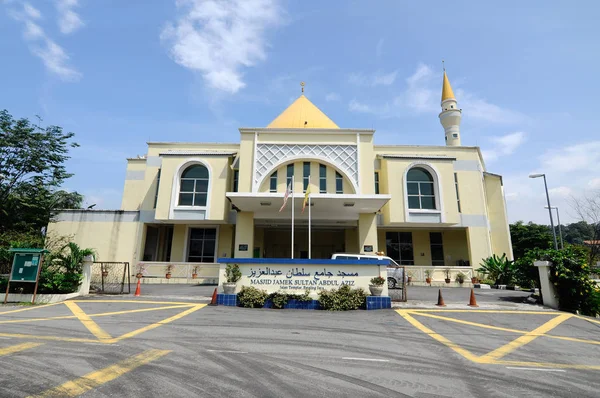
xmin=534 ymin=260 xmax=559 ymax=309
xmin=79 ymin=255 xmax=94 ymax=296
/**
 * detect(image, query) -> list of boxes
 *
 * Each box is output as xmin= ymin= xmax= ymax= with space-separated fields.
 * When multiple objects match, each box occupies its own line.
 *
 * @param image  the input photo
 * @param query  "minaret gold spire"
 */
xmin=300 ymin=81 xmax=305 ymax=93
xmin=441 ymin=70 xmax=455 ymax=102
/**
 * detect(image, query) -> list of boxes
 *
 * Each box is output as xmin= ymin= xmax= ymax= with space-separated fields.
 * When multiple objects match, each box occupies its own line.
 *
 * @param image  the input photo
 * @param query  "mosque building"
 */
xmin=48 ymin=71 xmax=512 ymax=283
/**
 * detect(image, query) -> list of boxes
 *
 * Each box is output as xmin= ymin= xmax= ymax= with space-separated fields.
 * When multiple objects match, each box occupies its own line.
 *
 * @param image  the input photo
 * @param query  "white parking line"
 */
xmin=206 ymin=349 xmax=248 ymax=354
xmin=342 ymin=357 xmax=390 ymax=362
xmin=506 ymin=367 xmax=566 ymax=372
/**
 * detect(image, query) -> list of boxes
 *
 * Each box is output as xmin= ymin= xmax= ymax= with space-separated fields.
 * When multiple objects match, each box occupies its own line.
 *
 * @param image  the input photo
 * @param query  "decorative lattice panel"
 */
xmin=254 ymin=144 xmax=358 ymax=191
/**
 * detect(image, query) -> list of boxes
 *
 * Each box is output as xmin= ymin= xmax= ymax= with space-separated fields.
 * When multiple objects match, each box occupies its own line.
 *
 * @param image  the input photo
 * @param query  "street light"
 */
xmin=529 ymin=173 xmax=559 ymax=250
xmin=545 ymin=206 xmax=564 ymax=249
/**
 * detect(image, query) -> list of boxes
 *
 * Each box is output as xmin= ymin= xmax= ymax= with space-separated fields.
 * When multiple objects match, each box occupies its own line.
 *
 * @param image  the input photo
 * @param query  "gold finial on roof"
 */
xmin=300 ymin=81 xmax=305 ymax=93
xmin=442 ymin=59 xmax=445 ymax=71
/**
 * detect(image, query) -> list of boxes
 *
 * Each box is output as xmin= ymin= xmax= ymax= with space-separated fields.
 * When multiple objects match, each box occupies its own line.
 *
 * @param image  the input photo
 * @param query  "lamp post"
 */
xmin=545 ymin=206 xmax=564 ymax=249
xmin=529 ymin=173 xmax=558 ymax=250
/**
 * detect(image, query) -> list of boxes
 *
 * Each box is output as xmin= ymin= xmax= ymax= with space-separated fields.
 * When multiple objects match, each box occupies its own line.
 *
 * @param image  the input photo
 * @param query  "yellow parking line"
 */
xmin=109 ymin=304 xmax=206 ymax=343
xmin=412 ymin=312 xmax=527 ymax=334
xmin=0 ymin=303 xmax=62 ymax=316
xmin=0 ymin=304 xmax=194 ymax=325
xmin=396 ymin=310 xmax=481 ymax=363
xmin=479 ymin=313 xmax=573 ymax=362
xmin=28 ymin=349 xmax=170 ymax=398
xmin=0 ymin=333 xmax=100 ymax=343
xmin=0 ymin=342 xmax=44 ymax=356
xmin=71 ymin=300 xmax=204 ymax=305
xmin=575 ymin=315 xmax=600 ymax=326
xmin=64 ymin=302 xmax=112 ymax=342
xmin=414 ymin=312 xmax=600 ymax=346
xmin=408 ymin=309 xmax=557 ymax=314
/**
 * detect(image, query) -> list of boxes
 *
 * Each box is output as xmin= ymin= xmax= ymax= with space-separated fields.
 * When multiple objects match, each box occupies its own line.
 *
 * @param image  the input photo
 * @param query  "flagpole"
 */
xmin=308 ymin=175 xmax=311 ymax=259
xmin=291 ymin=175 xmax=294 ymax=259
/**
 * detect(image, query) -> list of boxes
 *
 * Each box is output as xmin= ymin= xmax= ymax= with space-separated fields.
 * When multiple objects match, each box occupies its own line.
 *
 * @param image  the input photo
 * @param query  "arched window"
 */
xmin=407 ymin=167 xmax=436 ymax=210
xmin=179 ymin=164 xmax=209 ymax=206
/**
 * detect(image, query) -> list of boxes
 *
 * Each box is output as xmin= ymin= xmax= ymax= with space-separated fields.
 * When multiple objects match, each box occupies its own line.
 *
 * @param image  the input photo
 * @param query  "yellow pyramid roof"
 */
xmin=441 ymin=70 xmax=456 ymax=102
xmin=267 ymin=95 xmax=339 ymax=129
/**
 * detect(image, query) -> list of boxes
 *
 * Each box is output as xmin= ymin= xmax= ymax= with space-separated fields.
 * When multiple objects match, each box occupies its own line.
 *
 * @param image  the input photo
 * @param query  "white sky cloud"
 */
xmin=504 ymin=140 xmax=600 ymax=223
xmin=348 ymin=70 xmax=398 ymax=87
xmin=483 ymin=131 xmax=526 ymax=163
xmin=7 ymin=2 xmax=81 ymax=80
xmin=161 ymin=0 xmax=284 ymax=94
xmin=325 ymin=92 xmax=340 ymax=102
xmin=55 ymin=0 xmax=84 ymax=35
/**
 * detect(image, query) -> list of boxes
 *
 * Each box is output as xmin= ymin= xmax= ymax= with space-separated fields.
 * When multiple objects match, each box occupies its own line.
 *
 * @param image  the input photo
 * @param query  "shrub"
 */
xmin=478 ymin=254 xmax=514 ymax=285
xmin=481 ymin=279 xmax=496 ymax=286
xmin=542 ymin=246 xmax=600 ymax=316
xmin=267 ymin=290 xmax=312 ymax=309
xmin=369 ymin=276 xmax=385 ymax=286
xmin=455 ymin=272 xmax=465 ymax=284
xmin=318 ymin=285 xmax=367 ymax=311
xmin=225 ymin=263 xmax=242 ymax=283
xmin=237 ymin=286 xmax=268 ymax=308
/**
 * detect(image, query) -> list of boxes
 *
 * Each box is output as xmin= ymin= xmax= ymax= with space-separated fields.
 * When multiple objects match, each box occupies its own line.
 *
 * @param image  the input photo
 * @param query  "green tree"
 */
xmin=562 ymin=221 xmax=595 ymax=245
xmin=510 ymin=221 xmax=553 ymax=259
xmin=0 ymin=110 xmax=80 ymax=234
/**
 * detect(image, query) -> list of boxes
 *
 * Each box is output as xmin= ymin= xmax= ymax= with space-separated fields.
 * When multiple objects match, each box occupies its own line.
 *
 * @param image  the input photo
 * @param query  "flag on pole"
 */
xmin=279 ymin=180 xmax=292 ymax=212
xmin=302 ymin=178 xmax=311 ymax=213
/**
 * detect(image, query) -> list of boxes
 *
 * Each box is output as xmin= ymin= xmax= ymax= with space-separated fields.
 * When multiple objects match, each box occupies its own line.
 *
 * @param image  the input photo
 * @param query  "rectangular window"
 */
xmin=287 ymin=164 xmax=294 ymax=187
xmin=319 ymin=164 xmax=327 ymax=193
xmin=153 ymin=169 xmax=161 ymax=209
xmin=187 ymin=228 xmax=216 ymax=263
xmin=374 ymin=172 xmax=380 ymax=194
xmin=335 ymin=171 xmax=343 ymax=194
xmin=233 ymin=170 xmax=239 ymax=193
xmin=454 ymin=173 xmax=461 ymax=213
xmin=407 ymin=181 xmax=436 ymax=210
xmin=385 ymin=232 xmax=414 ymax=265
xmin=179 ymin=177 xmax=208 ymax=206
xmin=269 ymin=171 xmax=277 ymax=192
xmin=303 ymin=161 xmax=310 ymax=192
xmin=430 ymin=232 xmax=444 ymax=266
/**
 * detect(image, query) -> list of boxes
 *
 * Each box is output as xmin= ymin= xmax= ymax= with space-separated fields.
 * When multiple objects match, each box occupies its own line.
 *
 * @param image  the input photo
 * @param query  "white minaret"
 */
xmin=439 ymin=68 xmax=462 ymax=146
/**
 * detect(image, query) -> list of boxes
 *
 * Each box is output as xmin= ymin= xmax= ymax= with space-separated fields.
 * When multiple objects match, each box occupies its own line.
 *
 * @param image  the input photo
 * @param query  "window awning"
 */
xmin=226 ymin=193 xmax=391 ymax=221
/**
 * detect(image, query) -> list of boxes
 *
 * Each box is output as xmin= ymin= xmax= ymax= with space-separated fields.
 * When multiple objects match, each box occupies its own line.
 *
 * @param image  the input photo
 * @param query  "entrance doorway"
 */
xmin=260 ymin=227 xmax=347 ymax=259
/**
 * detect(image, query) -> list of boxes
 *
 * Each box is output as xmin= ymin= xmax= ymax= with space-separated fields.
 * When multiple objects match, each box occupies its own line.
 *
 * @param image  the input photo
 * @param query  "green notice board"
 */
xmin=9 ymin=253 xmax=41 ymax=282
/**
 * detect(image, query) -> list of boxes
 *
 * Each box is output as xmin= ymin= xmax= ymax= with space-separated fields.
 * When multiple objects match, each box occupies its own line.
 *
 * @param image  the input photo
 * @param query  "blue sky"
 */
xmin=1 ymin=0 xmax=599 ymax=224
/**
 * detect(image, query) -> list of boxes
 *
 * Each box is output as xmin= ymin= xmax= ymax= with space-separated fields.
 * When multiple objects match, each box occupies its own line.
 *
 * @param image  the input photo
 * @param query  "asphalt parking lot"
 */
xmin=0 ymin=296 xmax=599 ymax=397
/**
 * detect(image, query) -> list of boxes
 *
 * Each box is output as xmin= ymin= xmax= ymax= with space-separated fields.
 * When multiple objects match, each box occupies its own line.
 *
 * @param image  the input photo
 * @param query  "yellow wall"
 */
xmin=358 ymin=213 xmax=378 ymax=253
xmin=257 ymin=132 xmax=357 ymax=145
xmin=443 ymin=229 xmax=470 ymax=266
xmin=218 ymin=224 xmax=234 ymax=258
xmin=154 ymin=155 xmax=231 ymax=221
xmin=170 ymin=224 xmax=187 ymax=262
xmin=121 ymin=160 xmax=147 ymax=210
xmin=381 ymin=158 xmax=460 ymax=224
xmin=467 ymin=226 xmax=492 ymax=267
xmin=359 ymin=134 xmax=375 ymax=194
xmin=234 ymin=212 xmax=254 ymax=258
xmin=484 ymin=174 xmax=513 ymax=259
xmin=47 ymin=213 xmax=141 ymax=266
xmin=345 ymin=228 xmax=359 ymax=253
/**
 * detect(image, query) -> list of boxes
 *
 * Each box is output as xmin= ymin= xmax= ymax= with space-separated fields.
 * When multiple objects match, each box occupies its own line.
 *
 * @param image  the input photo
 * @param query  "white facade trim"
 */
xmin=402 ymin=162 xmax=445 ymax=223
xmin=255 ymin=154 xmax=358 ymax=194
xmin=251 ymin=131 xmax=258 ymax=192
xmin=254 ymin=143 xmax=358 ymax=192
xmin=356 ymin=132 xmax=361 ymax=191
xmin=169 ymin=158 xmax=213 ymax=220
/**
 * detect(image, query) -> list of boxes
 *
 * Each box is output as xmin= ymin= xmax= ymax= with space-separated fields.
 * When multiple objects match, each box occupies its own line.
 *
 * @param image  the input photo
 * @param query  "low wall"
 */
xmin=406 ymin=266 xmax=474 ymax=286
xmin=4 ymin=292 xmax=80 ymax=304
xmin=217 ymin=258 xmax=389 ymax=297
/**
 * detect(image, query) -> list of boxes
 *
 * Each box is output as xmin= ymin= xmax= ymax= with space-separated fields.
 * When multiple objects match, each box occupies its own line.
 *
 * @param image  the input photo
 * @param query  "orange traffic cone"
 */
xmin=468 ymin=288 xmax=479 ymax=307
xmin=210 ymin=287 xmax=218 ymax=305
xmin=134 ymin=278 xmax=141 ymax=297
xmin=436 ymin=289 xmax=446 ymax=307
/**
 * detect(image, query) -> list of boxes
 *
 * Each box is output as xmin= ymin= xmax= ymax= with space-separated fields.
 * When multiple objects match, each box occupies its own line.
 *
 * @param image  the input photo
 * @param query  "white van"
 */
xmin=330 ymin=253 xmax=405 ymax=289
